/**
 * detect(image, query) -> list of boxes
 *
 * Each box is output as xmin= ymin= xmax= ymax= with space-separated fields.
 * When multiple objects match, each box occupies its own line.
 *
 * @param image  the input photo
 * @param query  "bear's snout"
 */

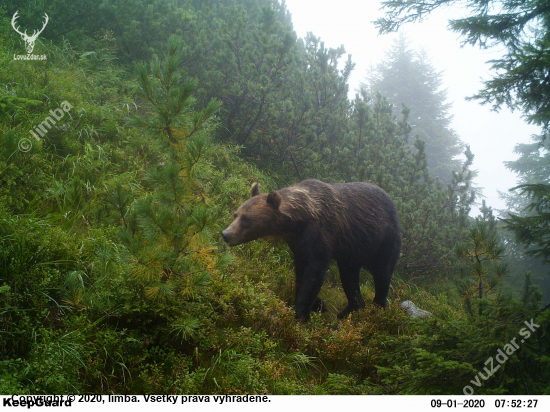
xmin=221 ymin=230 xmax=229 ymax=243
xmin=221 ymin=228 xmax=239 ymax=246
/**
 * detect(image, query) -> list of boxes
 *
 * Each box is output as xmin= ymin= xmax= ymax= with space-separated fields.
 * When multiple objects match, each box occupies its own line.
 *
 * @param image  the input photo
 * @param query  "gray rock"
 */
xmin=400 ymin=300 xmax=433 ymax=318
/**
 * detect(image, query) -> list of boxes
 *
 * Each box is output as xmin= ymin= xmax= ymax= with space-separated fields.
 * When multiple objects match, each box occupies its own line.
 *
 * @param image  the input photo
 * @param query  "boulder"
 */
xmin=400 ymin=300 xmax=433 ymax=318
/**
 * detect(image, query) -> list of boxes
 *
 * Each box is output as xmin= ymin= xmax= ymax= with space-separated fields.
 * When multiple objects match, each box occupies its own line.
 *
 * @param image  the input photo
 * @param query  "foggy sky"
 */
xmin=284 ymin=0 xmax=540 ymax=215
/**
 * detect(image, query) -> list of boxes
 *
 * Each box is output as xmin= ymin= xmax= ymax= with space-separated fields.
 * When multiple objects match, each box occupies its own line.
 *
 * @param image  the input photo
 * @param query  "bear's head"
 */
xmin=221 ymin=183 xmax=283 ymax=246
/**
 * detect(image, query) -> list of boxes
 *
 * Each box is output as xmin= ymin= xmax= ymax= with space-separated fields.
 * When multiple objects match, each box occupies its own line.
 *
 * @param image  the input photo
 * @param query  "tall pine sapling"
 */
xmin=456 ymin=222 xmax=509 ymax=316
xmin=131 ymin=35 xmax=221 ymax=146
xmin=116 ymin=35 xmax=226 ymax=323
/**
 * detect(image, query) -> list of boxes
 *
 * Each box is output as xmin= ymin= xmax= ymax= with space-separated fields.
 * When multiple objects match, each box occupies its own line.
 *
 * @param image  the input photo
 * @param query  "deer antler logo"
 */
xmin=11 ymin=11 xmax=49 ymax=54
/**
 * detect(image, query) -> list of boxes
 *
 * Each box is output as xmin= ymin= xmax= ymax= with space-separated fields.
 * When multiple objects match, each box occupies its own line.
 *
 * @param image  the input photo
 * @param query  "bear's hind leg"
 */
xmin=371 ymin=260 xmax=393 ymax=308
xmin=371 ymin=234 xmax=399 ymax=308
xmin=336 ymin=261 xmax=365 ymax=319
xmin=372 ymin=270 xmax=391 ymax=308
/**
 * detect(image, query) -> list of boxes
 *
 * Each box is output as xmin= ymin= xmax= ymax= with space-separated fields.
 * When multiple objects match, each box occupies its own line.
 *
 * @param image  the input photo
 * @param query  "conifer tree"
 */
xmin=270 ymin=34 xmax=353 ymax=180
xmin=376 ymin=2 xmax=550 ymax=299
xmin=500 ymin=137 xmax=550 ymax=302
xmin=456 ymin=222 xmax=509 ymax=315
xmin=364 ymin=34 xmax=464 ymax=183
xmin=376 ymin=0 xmax=550 ymax=132
xmin=501 ymin=137 xmax=550 ymax=263
xmin=503 ymin=184 xmax=550 ymax=264
xmin=114 ymin=36 xmax=228 ymax=334
xmin=501 ymin=137 xmax=550 ymax=213
xmin=340 ymin=92 xmax=475 ymax=279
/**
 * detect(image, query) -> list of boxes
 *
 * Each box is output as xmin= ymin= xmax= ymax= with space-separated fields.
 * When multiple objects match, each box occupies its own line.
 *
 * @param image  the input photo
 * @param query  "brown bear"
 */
xmin=222 ymin=179 xmax=402 ymax=322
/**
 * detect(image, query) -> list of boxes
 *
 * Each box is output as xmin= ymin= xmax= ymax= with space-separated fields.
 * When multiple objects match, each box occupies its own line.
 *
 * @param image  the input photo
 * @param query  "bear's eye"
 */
xmin=233 ymin=213 xmax=237 ymax=219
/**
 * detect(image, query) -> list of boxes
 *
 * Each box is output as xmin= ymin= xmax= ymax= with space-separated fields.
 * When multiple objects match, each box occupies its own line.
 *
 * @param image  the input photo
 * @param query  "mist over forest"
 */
xmin=0 ymin=0 xmax=548 ymax=395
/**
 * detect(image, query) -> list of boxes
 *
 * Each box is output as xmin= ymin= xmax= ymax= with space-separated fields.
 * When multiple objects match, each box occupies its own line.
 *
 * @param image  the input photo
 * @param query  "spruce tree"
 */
xmin=503 ymin=184 xmax=550 ymax=263
xmin=500 ymin=137 xmax=550 ymax=302
xmin=363 ymin=34 xmax=464 ymax=183
xmin=376 ymin=0 xmax=550 ymax=132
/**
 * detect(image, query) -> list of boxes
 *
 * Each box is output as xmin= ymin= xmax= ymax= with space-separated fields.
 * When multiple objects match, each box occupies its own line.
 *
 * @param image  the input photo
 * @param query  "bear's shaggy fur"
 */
xmin=222 ymin=179 xmax=402 ymax=321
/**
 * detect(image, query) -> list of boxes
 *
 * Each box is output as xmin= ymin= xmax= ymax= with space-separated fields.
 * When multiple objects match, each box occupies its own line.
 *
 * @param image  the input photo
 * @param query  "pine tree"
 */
xmin=276 ymin=33 xmax=353 ymax=180
xmin=456 ymin=222 xmax=509 ymax=316
xmin=188 ymin=2 xmax=353 ymax=182
xmin=114 ymin=36 xmax=229 ymax=331
xmin=339 ymin=92 xmax=475 ymax=279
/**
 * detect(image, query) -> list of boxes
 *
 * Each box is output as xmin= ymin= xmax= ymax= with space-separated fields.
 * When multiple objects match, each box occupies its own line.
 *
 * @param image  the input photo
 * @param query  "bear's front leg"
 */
xmin=294 ymin=256 xmax=330 ymax=322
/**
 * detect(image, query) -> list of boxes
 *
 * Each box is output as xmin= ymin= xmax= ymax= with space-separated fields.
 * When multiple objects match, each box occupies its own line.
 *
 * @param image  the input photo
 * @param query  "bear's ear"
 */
xmin=266 ymin=192 xmax=281 ymax=210
xmin=250 ymin=182 xmax=261 ymax=197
